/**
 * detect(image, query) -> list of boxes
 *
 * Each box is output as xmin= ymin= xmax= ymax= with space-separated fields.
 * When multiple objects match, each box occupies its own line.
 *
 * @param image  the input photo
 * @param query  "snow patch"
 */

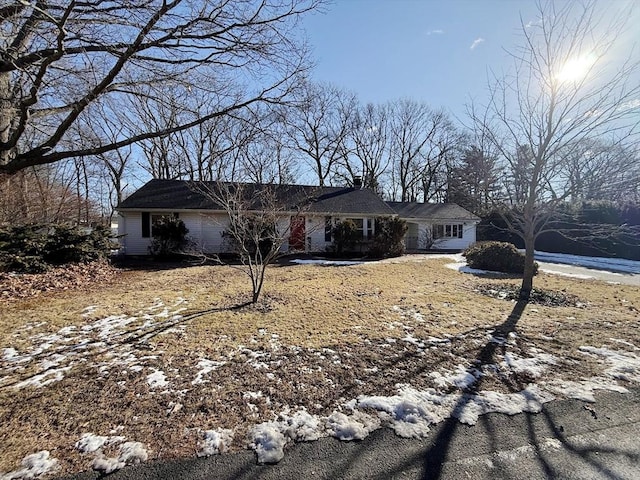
xmin=544 ymin=377 xmax=629 ymax=402
xmin=198 ymin=429 xmax=234 ymax=456
xmin=75 ymin=433 xmax=125 ymax=454
xmin=356 ymin=384 xmax=554 ymax=436
xmin=502 ymin=352 xmax=558 ymax=378
xmin=13 ymin=366 xmax=72 ymax=389
xmin=1 ymin=451 xmax=58 ymax=480
xmin=192 ymin=359 xmax=226 ymax=385
xmin=290 ymin=259 xmax=364 ymax=266
xmin=430 ymin=365 xmax=481 ymax=390
xmin=249 ymin=423 xmax=287 ymax=464
xmin=539 ymin=269 xmax=594 ymax=280
xmin=579 ymin=346 xmax=640 ymax=383
xmin=282 ymin=410 xmax=322 ymax=442
xmin=325 ymin=410 xmax=380 ymax=441
xmin=91 ymin=457 xmax=125 ymax=475
xmin=146 ymin=368 xmax=168 ymax=389
xmin=118 ymin=442 xmax=148 ymax=463
xmin=92 ymin=442 xmax=148 ymax=474
xmin=3 ymin=348 xmax=19 ymax=360
xmin=3 ymin=300 xmax=187 ymax=391
xmin=445 ymin=263 xmax=497 ymax=275
xmin=75 ymin=433 xmax=109 ymax=454
xmin=534 ymin=251 xmax=640 ymax=274
xmin=81 ymin=306 xmax=98 ymax=317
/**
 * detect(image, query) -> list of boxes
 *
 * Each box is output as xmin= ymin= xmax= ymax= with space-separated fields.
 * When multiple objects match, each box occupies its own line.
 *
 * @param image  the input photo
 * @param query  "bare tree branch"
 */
xmin=0 ymin=0 xmax=321 ymax=174
xmin=470 ymin=0 xmax=640 ymax=298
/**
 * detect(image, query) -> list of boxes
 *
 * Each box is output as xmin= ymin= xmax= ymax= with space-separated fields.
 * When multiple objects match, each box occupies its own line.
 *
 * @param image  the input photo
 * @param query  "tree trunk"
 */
xmin=520 ymin=235 xmax=535 ymax=300
xmin=0 ymin=73 xmax=13 ymax=168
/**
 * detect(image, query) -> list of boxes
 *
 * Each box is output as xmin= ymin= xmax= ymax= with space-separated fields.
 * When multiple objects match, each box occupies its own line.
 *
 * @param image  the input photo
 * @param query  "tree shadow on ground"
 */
xmin=417 ymin=299 xmax=526 ymax=479
xmin=327 ymin=298 xmax=637 ymax=480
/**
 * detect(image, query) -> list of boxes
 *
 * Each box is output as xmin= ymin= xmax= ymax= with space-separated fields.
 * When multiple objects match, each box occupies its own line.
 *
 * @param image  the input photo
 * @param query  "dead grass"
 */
xmin=1 ymin=257 xmax=639 ymax=477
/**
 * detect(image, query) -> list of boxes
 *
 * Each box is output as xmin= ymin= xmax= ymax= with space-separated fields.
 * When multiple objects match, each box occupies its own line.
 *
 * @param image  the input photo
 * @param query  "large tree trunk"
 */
xmin=520 ymin=235 xmax=536 ymax=300
xmin=0 ymin=73 xmax=14 ymax=168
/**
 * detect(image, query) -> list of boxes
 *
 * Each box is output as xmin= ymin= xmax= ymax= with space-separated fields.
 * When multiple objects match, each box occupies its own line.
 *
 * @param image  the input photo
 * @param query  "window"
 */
xmin=347 ymin=218 xmax=364 ymax=240
xmin=142 ymin=212 xmax=178 ymax=238
xmin=142 ymin=212 xmax=150 ymax=238
xmin=151 ymin=214 xmax=165 ymax=237
xmin=325 ymin=216 xmax=332 ymax=242
xmin=342 ymin=218 xmax=373 ymax=240
xmin=433 ymin=224 xmax=463 ymax=239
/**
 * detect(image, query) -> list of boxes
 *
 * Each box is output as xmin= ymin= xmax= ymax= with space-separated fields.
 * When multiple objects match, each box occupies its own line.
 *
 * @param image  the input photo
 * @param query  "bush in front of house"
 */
xmin=0 ymin=223 xmax=117 ymax=273
xmin=369 ymin=217 xmax=408 ymax=258
xmin=463 ymin=241 xmax=538 ymax=274
xmin=329 ymin=220 xmax=361 ymax=255
xmin=0 ymin=224 xmax=49 ymax=273
xmin=148 ymin=216 xmax=191 ymax=258
xmin=45 ymin=224 xmax=117 ymax=265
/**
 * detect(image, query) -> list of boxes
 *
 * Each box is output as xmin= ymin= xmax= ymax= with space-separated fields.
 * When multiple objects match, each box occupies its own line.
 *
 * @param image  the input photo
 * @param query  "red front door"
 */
xmin=289 ymin=216 xmax=305 ymax=251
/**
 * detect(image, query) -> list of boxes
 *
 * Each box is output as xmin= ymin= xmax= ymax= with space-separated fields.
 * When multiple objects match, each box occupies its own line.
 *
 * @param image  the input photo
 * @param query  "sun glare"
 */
xmin=556 ymin=53 xmax=597 ymax=83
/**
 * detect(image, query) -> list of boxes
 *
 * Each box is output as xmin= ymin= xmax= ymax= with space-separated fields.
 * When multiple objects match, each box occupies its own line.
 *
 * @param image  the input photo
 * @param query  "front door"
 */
xmin=289 ymin=216 xmax=305 ymax=251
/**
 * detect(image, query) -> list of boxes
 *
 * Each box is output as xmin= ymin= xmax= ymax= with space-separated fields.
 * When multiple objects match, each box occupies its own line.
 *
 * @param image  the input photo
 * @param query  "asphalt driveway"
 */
xmin=537 ymin=262 xmax=640 ymax=286
xmin=60 ymin=387 xmax=640 ymax=480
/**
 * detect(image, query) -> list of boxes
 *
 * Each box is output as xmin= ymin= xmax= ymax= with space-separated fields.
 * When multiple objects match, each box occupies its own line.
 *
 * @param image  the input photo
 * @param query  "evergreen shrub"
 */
xmin=0 ymin=223 xmax=116 ymax=273
xmin=369 ymin=217 xmax=408 ymax=258
xmin=463 ymin=241 xmax=538 ymax=274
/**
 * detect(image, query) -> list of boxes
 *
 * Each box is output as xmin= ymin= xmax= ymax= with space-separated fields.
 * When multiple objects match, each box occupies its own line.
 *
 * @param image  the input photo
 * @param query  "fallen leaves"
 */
xmin=0 ymin=261 xmax=118 ymax=301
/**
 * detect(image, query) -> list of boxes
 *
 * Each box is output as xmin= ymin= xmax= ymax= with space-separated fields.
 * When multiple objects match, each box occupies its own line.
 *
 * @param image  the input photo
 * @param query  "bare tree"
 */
xmin=470 ymin=0 xmax=640 ymax=298
xmin=417 ymin=111 xmax=460 ymax=203
xmin=238 ymin=106 xmax=299 ymax=184
xmin=388 ymin=100 xmax=459 ymax=202
xmin=195 ymin=182 xmax=312 ymax=304
xmin=129 ymin=85 xmax=192 ymax=180
xmin=561 ymin=139 xmax=640 ymax=203
xmin=0 ymin=0 xmax=320 ymax=175
xmin=287 ymin=82 xmax=357 ymax=186
xmin=447 ymin=145 xmax=502 ymax=214
xmin=94 ymin=147 xmax=132 ymax=224
xmin=338 ymin=102 xmax=390 ymax=192
xmin=0 ymin=161 xmax=98 ymax=225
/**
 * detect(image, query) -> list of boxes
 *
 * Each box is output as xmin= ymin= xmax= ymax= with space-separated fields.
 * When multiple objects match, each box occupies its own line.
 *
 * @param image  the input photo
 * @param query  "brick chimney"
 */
xmin=353 ymin=176 xmax=362 ymax=189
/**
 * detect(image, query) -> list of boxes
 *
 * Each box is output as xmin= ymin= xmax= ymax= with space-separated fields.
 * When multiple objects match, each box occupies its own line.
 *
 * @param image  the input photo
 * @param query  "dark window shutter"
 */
xmin=142 ymin=212 xmax=150 ymax=238
xmin=458 ymin=224 xmax=463 ymax=239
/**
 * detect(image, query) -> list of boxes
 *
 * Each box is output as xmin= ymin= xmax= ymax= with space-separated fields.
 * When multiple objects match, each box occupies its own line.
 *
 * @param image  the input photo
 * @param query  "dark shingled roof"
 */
xmin=117 ymin=179 xmax=396 ymax=216
xmin=386 ymin=201 xmax=480 ymax=221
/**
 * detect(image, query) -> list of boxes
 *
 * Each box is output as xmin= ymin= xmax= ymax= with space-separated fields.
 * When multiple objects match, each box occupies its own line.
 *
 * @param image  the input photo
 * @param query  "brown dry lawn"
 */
xmin=1 ymin=256 xmax=639 ymax=477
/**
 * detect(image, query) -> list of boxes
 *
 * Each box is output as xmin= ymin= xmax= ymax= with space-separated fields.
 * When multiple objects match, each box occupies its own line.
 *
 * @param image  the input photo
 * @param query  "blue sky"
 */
xmin=300 ymin=0 xmax=638 ymax=120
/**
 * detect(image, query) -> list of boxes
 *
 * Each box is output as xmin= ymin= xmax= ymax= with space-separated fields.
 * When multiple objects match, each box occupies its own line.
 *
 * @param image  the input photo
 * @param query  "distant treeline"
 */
xmin=478 ymin=201 xmax=640 ymax=260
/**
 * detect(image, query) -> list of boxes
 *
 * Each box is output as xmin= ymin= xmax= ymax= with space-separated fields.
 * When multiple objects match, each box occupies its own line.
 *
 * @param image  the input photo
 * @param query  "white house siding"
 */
xmin=405 ymin=222 xmax=441 ymax=250
xmin=399 ymin=220 xmax=478 ymax=251
xmin=118 ymin=211 xmax=151 ymax=255
xmin=199 ymin=214 xmax=303 ymax=254
xmin=119 ymin=211 xmax=327 ymax=255
xmin=199 ymin=212 xmax=231 ymax=253
xmin=116 ymin=214 xmax=126 ymax=254
xmin=431 ymin=223 xmax=477 ymax=250
xmin=306 ymin=215 xmax=331 ymax=252
xmin=193 ymin=213 xmax=294 ymax=254
xmin=117 ymin=211 xmax=225 ymax=255
xmin=178 ymin=212 xmax=201 ymax=248
xmin=119 ymin=210 xmax=481 ymax=254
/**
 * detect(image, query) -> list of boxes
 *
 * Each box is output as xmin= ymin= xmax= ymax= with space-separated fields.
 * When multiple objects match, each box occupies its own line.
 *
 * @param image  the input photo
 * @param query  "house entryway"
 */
xmin=289 ymin=216 xmax=305 ymax=251
xmin=405 ymin=222 xmax=419 ymax=251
